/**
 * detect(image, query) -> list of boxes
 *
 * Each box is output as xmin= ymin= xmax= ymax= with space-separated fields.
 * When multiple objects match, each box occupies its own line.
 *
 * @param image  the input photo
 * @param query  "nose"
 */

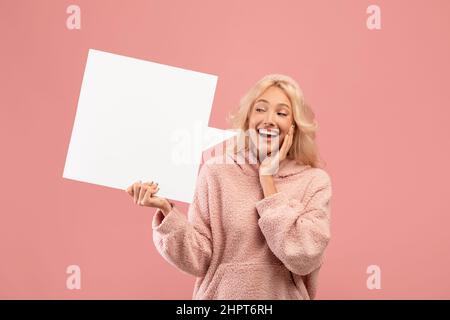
xmin=263 ymin=110 xmax=276 ymax=126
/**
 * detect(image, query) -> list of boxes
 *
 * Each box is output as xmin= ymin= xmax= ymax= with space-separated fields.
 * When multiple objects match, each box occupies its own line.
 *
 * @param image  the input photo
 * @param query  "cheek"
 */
xmin=248 ymin=112 xmax=264 ymax=125
xmin=247 ymin=118 xmax=257 ymax=129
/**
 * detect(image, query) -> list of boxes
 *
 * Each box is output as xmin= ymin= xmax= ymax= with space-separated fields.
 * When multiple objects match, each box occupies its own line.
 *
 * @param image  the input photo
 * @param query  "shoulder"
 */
xmin=310 ymin=167 xmax=331 ymax=184
xmin=305 ymin=167 xmax=332 ymax=191
xmin=298 ymin=167 xmax=333 ymax=204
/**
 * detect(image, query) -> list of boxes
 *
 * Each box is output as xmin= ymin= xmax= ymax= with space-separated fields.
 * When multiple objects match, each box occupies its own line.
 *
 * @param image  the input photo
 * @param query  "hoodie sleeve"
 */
xmin=151 ymin=164 xmax=212 ymax=277
xmin=255 ymin=170 xmax=332 ymax=276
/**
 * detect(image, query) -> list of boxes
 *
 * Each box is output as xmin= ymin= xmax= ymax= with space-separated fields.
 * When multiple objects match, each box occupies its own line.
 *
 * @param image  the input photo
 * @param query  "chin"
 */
xmin=256 ymin=145 xmax=278 ymax=155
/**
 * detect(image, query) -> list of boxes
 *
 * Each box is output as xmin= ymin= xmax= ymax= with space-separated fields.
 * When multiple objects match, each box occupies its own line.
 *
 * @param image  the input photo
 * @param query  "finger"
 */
xmin=143 ymin=185 xmax=153 ymax=202
xmin=138 ymin=184 xmax=147 ymax=205
xmin=142 ymin=181 xmax=153 ymax=190
xmin=286 ymin=130 xmax=294 ymax=152
xmin=143 ymin=185 xmax=160 ymax=205
xmin=281 ymin=132 xmax=290 ymax=153
xmin=132 ymin=183 xmax=137 ymax=203
xmin=126 ymin=185 xmax=133 ymax=196
xmin=149 ymin=182 xmax=158 ymax=190
xmin=285 ymin=129 xmax=293 ymax=147
xmin=150 ymin=181 xmax=159 ymax=190
xmin=280 ymin=132 xmax=292 ymax=158
xmin=133 ymin=181 xmax=141 ymax=204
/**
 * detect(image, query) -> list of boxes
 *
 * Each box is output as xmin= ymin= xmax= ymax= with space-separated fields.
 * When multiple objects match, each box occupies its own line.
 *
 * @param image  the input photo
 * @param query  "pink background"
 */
xmin=1 ymin=0 xmax=450 ymax=299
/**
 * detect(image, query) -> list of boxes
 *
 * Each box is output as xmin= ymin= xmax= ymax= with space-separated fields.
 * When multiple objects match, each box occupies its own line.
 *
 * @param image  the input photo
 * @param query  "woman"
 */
xmin=126 ymin=74 xmax=332 ymax=300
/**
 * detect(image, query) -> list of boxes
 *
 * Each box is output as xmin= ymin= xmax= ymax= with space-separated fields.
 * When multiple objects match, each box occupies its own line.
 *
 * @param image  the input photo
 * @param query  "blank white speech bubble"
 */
xmin=63 ymin=49 xmax=237 ymax=203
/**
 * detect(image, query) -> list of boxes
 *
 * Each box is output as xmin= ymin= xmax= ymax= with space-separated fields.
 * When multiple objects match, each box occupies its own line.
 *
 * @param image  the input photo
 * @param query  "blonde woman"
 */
xmin=126 ymin=74 xmax=332 ymax=300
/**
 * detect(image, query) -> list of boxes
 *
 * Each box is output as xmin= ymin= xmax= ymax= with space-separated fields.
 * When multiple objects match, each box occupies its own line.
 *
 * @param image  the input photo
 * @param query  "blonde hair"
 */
xmin=227 ymin=74 xmax=324 ymax=168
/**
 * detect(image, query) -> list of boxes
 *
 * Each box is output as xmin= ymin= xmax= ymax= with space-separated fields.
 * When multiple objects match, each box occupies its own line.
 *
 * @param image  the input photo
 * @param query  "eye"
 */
xmin=256 ymin=108 xmax=265 ymax=112
xmin=277 ymin=112 xmax=288 ymax=117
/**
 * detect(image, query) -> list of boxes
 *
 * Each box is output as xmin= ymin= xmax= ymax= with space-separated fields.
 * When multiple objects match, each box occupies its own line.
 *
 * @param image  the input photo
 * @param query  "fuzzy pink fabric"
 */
xmin=152 ymin=149 xmax=332 ymax=300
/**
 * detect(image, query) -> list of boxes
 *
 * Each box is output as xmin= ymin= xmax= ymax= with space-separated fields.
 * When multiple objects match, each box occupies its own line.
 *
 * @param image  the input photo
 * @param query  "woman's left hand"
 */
xmin=259 ymin=125 xmax=294 ymax=176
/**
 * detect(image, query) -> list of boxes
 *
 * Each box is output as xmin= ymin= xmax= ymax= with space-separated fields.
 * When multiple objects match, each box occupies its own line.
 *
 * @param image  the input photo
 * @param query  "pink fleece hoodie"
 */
xmin=151 ymin=148 xmax=332 ymax=300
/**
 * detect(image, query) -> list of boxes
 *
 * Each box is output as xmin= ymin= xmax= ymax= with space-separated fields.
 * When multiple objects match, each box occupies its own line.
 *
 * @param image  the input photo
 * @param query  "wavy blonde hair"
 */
xmin=227 ymin=74 xmax=324 ymax=168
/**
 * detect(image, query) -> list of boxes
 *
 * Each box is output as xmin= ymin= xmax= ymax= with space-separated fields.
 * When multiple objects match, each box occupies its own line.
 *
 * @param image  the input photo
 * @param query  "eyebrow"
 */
xmin=254 ymin=99 xmax=291 ymax=110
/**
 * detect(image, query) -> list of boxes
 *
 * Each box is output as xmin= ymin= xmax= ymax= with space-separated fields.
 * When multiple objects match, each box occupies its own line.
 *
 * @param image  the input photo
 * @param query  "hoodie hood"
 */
xmin=226 ymin=147 xmax=311 ymax=178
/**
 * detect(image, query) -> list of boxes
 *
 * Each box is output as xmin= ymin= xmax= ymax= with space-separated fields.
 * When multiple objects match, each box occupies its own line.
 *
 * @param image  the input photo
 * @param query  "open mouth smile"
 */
xmin=258 ymin=128 xmax=280 ymax=140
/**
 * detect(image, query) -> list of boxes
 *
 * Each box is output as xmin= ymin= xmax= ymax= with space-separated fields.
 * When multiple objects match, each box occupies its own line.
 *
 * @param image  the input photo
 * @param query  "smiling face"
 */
xmin=247 ymin=85 xmax=294 ymax=158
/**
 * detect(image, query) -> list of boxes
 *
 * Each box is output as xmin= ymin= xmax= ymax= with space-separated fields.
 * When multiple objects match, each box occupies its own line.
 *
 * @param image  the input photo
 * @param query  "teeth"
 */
xmin=258 ymin=128 xmax=279 ymax=137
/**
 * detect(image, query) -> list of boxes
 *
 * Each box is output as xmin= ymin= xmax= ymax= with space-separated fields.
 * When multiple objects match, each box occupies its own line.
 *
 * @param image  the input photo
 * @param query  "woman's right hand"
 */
xmin=125 ymin=180 xmax=172 ymax=215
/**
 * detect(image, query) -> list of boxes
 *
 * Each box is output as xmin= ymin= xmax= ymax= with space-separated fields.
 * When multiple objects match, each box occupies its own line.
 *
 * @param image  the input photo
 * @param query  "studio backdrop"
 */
xmin=1 ymin=0 xmax=449 ymax=299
